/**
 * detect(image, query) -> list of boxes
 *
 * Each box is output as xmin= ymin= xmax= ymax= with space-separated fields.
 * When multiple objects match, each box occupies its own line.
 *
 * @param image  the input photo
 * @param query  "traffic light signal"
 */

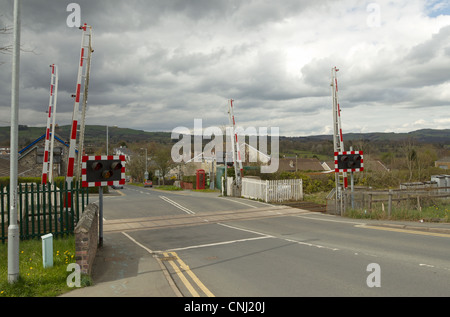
xmin=334 ymin=151 xmax=364 ymax=172
xmin=82 ymin=156 xmax=126 ymax=188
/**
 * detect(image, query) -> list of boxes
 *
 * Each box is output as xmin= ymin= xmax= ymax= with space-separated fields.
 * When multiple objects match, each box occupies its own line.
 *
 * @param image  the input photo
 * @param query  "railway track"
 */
xmin=277 ymin=201 xmax=327 ymax=213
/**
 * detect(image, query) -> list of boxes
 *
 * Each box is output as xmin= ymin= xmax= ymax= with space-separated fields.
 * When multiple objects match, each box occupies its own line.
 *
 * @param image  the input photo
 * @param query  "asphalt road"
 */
xmin=102 ymin=185 xmax=450 ymax=297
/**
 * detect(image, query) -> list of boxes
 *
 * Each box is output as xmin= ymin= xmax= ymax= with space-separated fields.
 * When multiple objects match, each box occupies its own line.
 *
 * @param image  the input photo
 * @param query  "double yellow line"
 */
xmin=163 ymin=251 xmax=215 ymax=297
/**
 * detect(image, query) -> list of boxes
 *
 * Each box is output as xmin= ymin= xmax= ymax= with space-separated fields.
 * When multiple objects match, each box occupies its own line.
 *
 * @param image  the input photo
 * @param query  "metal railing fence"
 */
xmin=1 ymin=182 xmax=89 ymax=243
xmin=242 ymin=178 xmax=303 ymax=203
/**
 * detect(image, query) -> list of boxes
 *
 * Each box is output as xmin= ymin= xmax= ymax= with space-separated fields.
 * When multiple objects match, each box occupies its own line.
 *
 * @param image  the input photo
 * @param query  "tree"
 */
xmin=400 ymin=138 xmax=417 ymax=182
xmin=153 ymin=145 xmax=175 ymax=185
xmin=0 ymin=24 xmax=13 ymax=65
xmin=127 ymin=154 xmax=146 ymax=183
xmin=1 ymin=19 xmax=36 ymax=66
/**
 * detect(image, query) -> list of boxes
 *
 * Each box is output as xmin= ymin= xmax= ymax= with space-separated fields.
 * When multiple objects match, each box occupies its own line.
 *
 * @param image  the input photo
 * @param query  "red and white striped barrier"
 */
xmin=66 ymin=24 xmax=91 ymax=208
xmin=228 ymin=99 xmax=244 ymax=186
xmin=42 ymin=64 xmax=58 ymax=185
xmin=332 ymin=67 xmax=348 ymax=188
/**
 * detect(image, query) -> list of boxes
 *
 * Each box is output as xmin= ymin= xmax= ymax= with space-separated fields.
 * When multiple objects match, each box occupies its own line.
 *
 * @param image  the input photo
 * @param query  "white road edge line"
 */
xmin=122 ymin=232 xmax=183 ymax=297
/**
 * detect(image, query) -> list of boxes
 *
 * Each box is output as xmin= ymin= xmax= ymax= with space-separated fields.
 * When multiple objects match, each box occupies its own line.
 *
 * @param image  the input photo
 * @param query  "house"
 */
xmin=113 ymin=146 xmax=133 ymax=162
xmin=17 ymin=133 xmax=76 ymax=178
xmin=0 ymin=147 xmax=10 ymax=156
xmin=435 ymin=157 xmax=450 ymax=170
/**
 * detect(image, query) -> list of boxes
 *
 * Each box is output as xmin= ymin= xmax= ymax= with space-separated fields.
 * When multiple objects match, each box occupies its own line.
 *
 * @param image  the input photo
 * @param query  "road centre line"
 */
xmin=219 ymin=223 xmax=274 ymax=237
xmin=219 ymin=222 xmax=339 ymax=251
xmin=159 ymin=196 xmax=196 ymax=215
xmin=166 ymin=236 xmax=273 ymax=252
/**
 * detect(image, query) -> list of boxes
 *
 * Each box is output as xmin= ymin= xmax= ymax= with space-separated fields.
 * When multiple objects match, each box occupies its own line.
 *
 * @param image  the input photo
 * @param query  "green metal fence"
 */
xmin=1 ymin=182 xmax=89 ymax=243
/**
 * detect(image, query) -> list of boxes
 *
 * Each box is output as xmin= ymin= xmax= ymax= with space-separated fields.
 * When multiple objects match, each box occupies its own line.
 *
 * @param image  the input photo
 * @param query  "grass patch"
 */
xmin=155 ymin=185 xmax=183 ymax=191
xmin=307 ymin=191 xmax=450 ymax=222
xmin=303 ymin=192 xmax=328 ymax=205
xmin=0 ymin=235 xmax=90 ymax=297
xmin=345 ymin=201 xmax=450 ymax=222
xmin=192 ymin=188 xmax=219 ymax=193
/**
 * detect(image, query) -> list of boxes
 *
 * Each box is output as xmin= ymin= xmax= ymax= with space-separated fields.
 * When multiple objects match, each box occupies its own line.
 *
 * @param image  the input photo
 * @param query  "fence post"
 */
xmin=388 ymin=189 xmax=393 ymax=217
xmin=1 ymin=185 xmax=5 ymax=244
xmin=265 ymin=180 xmax=269 ymax=203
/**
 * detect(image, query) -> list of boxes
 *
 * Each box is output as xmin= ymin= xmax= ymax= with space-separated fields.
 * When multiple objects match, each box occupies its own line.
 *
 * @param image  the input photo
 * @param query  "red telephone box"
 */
xmin=196 ymin=169 xmax=206 ymax=190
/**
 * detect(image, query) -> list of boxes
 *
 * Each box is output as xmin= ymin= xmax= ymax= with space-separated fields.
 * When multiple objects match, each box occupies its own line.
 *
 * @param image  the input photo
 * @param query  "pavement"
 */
xmin=60 ymin=230 xmax=181 ymax=297
xmin=60 ymin=209 xmax=450 ymax=297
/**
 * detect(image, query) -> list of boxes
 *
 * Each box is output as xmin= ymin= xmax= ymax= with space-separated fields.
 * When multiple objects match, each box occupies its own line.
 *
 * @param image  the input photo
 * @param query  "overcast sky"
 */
xmin=0 ymin=0 xmax=449 ymax=137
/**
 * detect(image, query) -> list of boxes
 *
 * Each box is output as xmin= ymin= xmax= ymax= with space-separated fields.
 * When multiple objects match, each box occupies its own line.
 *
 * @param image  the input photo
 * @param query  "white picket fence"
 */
xmin=241 ymin=178 xmax=303 ymax=203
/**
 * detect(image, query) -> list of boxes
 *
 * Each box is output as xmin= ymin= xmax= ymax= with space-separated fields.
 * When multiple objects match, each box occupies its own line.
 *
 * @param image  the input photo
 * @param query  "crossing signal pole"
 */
xmin=331 ymin=67 xmax=364 ymax=215
xmin=228 ymin=99 xmax=244 ymax=194
xmin=82 ymin=155 xmax=126 ymax=246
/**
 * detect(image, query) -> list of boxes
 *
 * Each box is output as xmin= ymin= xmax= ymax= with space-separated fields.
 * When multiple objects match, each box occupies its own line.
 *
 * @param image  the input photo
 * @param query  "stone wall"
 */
xmin=74 ymin=204 xmax=99 ymax=276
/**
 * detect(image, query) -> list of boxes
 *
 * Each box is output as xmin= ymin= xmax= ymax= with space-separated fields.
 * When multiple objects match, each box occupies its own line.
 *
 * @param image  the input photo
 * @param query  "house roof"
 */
xmin=436 ymin=157 xmax=450 ymax=163
xmin=19 ymin=133 xmax=71 ymax=156
xmin=279 ymin=158 xmax=325 ymax=172
xmin=18 ymin=133 xmax=76 ymax=162
xmin=0 ymin=157 xmax=29 ymax=177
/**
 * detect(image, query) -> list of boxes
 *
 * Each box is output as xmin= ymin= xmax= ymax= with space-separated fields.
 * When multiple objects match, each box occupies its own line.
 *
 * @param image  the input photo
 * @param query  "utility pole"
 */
xmin=8 ymin=0 xmax=21 ymax=284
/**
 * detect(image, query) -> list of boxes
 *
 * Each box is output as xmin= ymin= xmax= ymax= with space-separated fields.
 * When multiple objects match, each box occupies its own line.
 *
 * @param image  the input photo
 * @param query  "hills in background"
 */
xmin=0 ymin=125 xmax=449 ymax=155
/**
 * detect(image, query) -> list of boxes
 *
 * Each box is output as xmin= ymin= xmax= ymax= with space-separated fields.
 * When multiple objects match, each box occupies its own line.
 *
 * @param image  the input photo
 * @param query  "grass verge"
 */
xmin=345 ymin=201 xmax=450 ymax=222
xmin=155 ymin=185 xmax=183 ymax=191
xmin=0 ymin=235 xmax=90 ymax=297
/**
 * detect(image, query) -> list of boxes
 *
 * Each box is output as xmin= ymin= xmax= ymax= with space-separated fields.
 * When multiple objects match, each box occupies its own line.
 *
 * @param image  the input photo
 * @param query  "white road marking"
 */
xmin=159 ymin=196 xmax=196 ymax=215
xmin=165 ymin=236 xmax=273 ymax=252
xmin=218 ymin=197 xmax=258 ymax=209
